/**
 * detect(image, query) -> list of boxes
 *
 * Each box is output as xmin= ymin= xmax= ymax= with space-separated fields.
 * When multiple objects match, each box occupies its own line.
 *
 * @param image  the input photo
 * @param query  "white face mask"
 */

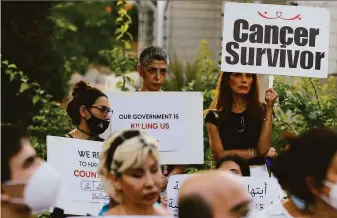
xmin=320 ymin=180 xmax=337 ymax=210
xmin=3 ymin=162 xmax=62 ymax=213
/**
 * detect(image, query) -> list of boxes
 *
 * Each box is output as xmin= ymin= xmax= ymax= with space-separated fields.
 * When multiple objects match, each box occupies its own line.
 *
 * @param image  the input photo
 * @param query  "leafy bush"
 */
xmin=2 ymin=1 xmax=66 ymax=100
xmin=272 ymin=76 xmax=337 ymax=150
xmin=50 ymin=1 xmax=117 ymax=76
xmin=99 ymin=0 xmax=138 ymax=91
xmin=2 ymin=60 xmax=72 ymax=160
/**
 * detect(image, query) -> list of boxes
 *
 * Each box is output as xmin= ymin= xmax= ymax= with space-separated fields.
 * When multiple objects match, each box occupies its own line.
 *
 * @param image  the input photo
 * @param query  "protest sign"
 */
xmin=105 ymin=92 xmax=204 ymax=164
xmin=221 ymin=2 xmax=330 ymax=78
xmin=47 ymin=136 xmax=107 ymax=215
xmin=166 ymin=174 xmax=283 ymax=217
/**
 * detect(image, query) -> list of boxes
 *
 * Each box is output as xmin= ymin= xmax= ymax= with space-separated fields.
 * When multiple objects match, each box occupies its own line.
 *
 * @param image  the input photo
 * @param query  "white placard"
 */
xmin=47 ymin=136 xmax=107 ymax=215
xmin=166 ymin=174 xmax=283 ymax=217
xmin=105 ymin=92 xmax=204 ymax=164
xmin=221 ymin=2 xmax=330 ymax=78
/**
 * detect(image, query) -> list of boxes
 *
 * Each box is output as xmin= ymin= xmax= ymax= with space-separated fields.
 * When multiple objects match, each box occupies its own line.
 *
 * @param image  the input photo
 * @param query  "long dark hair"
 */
xmin=205 ymin=72 xmax=263 ymax=124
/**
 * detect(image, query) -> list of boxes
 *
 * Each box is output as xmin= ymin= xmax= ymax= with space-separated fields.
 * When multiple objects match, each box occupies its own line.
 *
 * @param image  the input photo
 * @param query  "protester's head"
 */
xmin=1 ymin=123 xmax=61 ymax=214
xmin=179 ymin=193 xmax=213 ymax=218
xmin=99 ymin=129 xmax=162 ymax=207
xmin=179 ymin=171 xmax=252 ymax=218
xmin=137 ymin=45 xmax=169 ymax=91
xmin=206 ymin=72 xmax=262 ymax=119
xmin=272 ymin=128 xmax=337 ymax=214
xmin=216 ymin=155 xmax=250 ymax=176
xmin=66 ymin=81 xmax=111 ymax=135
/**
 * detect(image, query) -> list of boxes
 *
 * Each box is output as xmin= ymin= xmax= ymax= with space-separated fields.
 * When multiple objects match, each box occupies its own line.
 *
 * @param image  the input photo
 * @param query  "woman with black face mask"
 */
xmin=50 ymin=81 xmax=112 ymax=218
xmin=66 ymin=81 xmax=112 ymax=141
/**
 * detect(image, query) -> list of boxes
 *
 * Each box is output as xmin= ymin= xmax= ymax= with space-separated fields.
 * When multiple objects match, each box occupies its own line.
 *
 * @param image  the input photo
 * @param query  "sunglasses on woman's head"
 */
xmin=105 ymin=130 xmax=142 ymax=171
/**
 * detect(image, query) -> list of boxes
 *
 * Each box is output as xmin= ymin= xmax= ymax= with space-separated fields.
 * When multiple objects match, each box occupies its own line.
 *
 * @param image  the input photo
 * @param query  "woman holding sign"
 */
xmin=205 ymin=72 xmax=278 ymax=177
xmin=50 ymin=81 xmax=113 ymax=218
xmin=66 ymin=81 xmax=112 ymax=141
xmin=98 ymin=129 xmax=170 ymax=216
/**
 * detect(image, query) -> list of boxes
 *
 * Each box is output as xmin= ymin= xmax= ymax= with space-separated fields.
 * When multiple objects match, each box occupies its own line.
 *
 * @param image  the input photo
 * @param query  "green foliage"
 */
xmin=2 ymin=60 xmax=72 ymax=160
xmin=2 ymin=1 xmax=66 ymax=100
xmin=99 ymin=0 xmax=138 ymax=91
xmin=163 ymin=40 xmax=220 ymax=171
xmin=49 ymin=1 xmax=117 ymax=76
xmin=272 ymin=76 xmax=337 ymax=150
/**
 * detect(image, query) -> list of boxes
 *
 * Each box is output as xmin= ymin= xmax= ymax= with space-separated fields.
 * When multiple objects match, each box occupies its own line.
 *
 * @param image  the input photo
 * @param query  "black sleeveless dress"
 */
xmin=205 ymin=108 xmax=266 ymax=166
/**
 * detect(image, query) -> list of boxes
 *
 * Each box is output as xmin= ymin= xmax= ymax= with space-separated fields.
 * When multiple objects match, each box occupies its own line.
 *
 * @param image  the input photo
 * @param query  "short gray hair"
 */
xmin=139 ymin=45 xmax=169 ymax=67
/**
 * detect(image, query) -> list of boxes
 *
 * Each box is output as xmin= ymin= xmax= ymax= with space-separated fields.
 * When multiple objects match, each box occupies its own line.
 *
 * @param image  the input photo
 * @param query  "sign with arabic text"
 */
xmin=166 ymin=174 xmax=284 ymax=217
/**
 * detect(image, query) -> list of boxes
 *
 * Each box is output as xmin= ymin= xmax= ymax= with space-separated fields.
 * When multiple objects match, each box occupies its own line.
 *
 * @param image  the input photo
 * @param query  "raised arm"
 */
xmin=256 ymin=88 xmax=278 ymax=155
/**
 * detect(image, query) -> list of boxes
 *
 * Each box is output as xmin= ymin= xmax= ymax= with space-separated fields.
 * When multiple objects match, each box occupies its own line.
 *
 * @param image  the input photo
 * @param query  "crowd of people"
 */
xmin=2 ymin=45 xmax=337 ymax=218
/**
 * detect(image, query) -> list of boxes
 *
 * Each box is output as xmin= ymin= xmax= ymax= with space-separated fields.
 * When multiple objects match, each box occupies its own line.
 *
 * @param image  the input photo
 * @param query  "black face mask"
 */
xmin=87 ymin=112 xmax=110 ymax=135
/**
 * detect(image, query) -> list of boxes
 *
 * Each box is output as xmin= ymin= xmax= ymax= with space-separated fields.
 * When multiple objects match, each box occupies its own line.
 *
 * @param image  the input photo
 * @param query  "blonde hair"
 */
xmin=98 ymin=129 xmax=160 ymax=203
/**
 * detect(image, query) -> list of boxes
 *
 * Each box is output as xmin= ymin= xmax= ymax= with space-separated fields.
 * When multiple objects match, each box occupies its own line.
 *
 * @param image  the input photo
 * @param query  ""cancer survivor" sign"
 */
xmin=221 ymin=2 xmax=330 ymax=78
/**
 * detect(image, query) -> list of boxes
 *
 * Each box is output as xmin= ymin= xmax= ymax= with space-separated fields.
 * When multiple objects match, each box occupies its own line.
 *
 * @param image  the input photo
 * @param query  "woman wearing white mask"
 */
xmin=98 ymin=129 xmax=170 ymax=216
xmin=1 ymin=123 xmax=61 ymax=218
xmin=257 ymin=128 xmax=337 ymax=218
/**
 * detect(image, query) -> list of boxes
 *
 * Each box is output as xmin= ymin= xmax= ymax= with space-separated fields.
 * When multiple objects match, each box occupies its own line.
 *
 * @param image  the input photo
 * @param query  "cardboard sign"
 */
xmin=47 ymin=136 xmax=107 ymax=215
xmin=221 ymin=2 xmax=330 ymax=78
xmin=105 ymin=92 xmax=204 ymax=164
xmin=166 ymin=174 xmax=284 ymax=217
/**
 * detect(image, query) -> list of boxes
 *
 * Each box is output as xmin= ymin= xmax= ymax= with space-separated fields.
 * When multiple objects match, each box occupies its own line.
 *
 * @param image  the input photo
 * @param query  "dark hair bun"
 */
xmin=66 ymin=81 xmax=107 ymax=125
xmin=72 ymin=81 xmax=90 ymax=97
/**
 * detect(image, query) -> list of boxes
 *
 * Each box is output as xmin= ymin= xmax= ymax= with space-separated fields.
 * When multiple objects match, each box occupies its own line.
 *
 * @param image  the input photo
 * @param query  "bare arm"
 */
xmin=206 ymin=122 xmax=259 ymax=161
xmin=257 ymin=88 xmax=278 ymax=155
xmin=256 ymin=107 xmax=273 ymax=155
xmin=168 ymin=165 xmax=188 ymax=176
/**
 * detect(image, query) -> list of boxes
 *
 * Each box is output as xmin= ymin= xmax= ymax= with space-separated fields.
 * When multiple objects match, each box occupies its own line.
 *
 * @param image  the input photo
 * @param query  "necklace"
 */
xmin=233 ymin=103 xmax=247 ymax=109
xmin=77 ymin=126 xmax=96 ymax=138
xmin=234 ymin=115 xmax=245 ymax=133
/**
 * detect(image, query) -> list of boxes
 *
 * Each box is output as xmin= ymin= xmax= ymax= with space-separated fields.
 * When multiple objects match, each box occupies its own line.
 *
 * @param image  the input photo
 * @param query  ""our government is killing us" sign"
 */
xmin=221 ymin=2 xmax=330 ymax=78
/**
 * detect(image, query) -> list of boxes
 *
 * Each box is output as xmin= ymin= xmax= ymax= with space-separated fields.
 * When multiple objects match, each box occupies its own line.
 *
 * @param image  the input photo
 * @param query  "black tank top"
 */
xmin=205 ymin=108 xmax=266 ymax=166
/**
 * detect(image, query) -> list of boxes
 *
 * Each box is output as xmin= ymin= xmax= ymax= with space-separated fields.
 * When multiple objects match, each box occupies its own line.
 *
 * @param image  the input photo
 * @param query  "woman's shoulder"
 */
xmin=205 ymin=109 xmax=221 ymax=119
xmin=66 ymin=129 xmax=76 ymax=138
xmin=204 ymin=109 xmax=222 ymax=126
xmin=65 ymin=133 xmax=73 ymax=138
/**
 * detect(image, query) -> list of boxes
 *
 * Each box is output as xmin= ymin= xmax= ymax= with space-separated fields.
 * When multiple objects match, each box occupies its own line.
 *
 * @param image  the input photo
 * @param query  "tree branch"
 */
xmin=274 ymin=114 xmax=296 ymax=133
xmin=309 ymin=78 xmax=321 ymax=110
